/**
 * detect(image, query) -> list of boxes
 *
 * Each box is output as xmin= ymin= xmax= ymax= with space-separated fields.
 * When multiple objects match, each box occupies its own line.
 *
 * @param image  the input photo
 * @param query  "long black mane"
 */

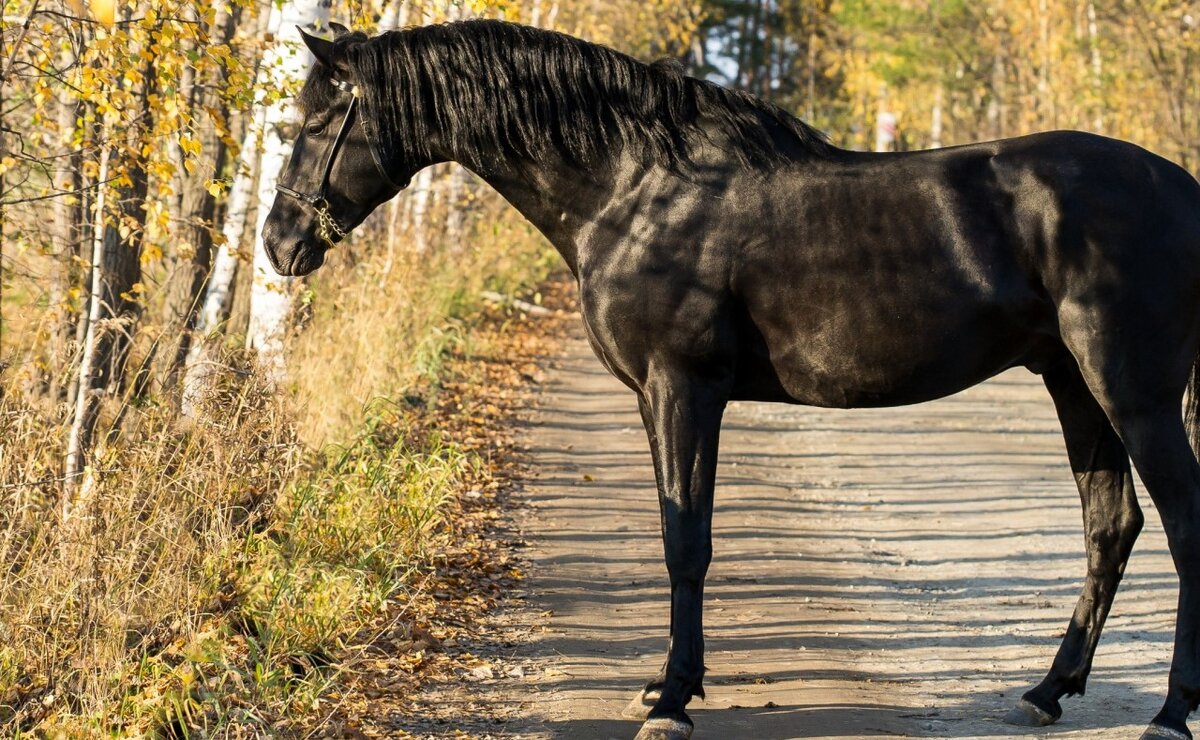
xmin=299 ymin=20 xmax=831 ymax=175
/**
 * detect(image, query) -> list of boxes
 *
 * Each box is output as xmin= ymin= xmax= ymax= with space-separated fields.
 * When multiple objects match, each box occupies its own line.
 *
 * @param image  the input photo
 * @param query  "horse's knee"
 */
xmin=663 ymin=537 xmax=711 ymax=583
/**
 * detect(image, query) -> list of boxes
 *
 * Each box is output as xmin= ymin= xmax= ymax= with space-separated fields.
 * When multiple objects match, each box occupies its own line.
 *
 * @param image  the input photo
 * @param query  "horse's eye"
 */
xmin=306 ymin=124 xmax=327 ymax=137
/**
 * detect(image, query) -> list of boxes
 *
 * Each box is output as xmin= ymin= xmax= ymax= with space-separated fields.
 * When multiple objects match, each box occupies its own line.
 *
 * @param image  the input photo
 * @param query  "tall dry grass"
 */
xmin=289 ymin=195 xmax=557 ymax=445
xmin=0 ymin=188 xmax=555 ymax=734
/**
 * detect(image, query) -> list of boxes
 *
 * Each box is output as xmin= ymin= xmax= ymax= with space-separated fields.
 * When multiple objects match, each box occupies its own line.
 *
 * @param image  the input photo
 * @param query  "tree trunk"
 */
xmin=988 ymin=49 xmax=1007 ymax=138
xmin=49 ymin=86 xmax=86 ymax=405
xmin=407 ymin=168 xmax=435 ymax=253
xmin=246 ymin=0 xmax=333 ymax=378
xmin=1086 ymin=0 xmax=1104 ymax=133
xmin=931 ymin=84 xmax=944 ymax=148
xmin=182 ymin=1 xmax=327 ymax=410
xmin=64 ymin=49 xmax=153 ymax=496
xmin=159 ymin=8 xmax=238 ymax=394
xmin=65 ymin=138 xmax=148 ymax=496
xmin=179 ymin=102 xmax=266 ymax=416
xmin=195 ymin=125 xmax=260 ymax=338
xmin=381 ymin=0 xmax=410 ymax=29
xmin=1036 ymin=0 xmax=1056 ymax=128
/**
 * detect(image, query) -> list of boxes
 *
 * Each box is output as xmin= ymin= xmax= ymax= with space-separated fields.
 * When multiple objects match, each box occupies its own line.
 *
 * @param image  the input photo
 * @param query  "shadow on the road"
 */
xmin=503 ymin=351 xmax=1179 ymax=739
xmin=519 ymin=684 xmax=1167 ymax=738
xmin=536 ymin=704 xmax=911 ymax=739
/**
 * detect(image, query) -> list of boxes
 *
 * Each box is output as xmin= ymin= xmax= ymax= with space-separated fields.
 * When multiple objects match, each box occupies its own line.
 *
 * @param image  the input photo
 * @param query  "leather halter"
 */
xmin=275 ymin=78 xmax=401 ymax=244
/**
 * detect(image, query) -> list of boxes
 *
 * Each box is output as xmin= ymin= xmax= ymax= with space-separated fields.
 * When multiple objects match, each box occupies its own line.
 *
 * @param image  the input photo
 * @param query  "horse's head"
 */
xmin=262 ymin=26 xmax=408 ymax=276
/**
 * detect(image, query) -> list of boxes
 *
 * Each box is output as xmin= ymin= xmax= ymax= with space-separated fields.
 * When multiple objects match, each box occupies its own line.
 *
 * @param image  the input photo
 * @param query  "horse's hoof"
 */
xmin=633 ymin=717 xmax=693 ymax=740
xmin=622 ymin=687 xmax=661 ymax=720
xmin=1140 ymin=724 xmax=1192 ymax=740
xmin=1002 ymin=698 xmax=1059 ymax=727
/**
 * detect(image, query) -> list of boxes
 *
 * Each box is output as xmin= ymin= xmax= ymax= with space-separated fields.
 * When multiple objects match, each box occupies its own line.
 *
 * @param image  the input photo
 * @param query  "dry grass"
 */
xmin=288 ymin=197 xmax=556 ymax=445
xmin=0 ymin=194 xmax=555 ymax=735
xmin=0 ymin=355 xmax=300 ymax=733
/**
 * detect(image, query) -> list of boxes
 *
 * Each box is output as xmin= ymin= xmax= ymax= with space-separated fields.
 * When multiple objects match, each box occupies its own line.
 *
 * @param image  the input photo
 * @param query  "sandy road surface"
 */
xmin=498 ymin=330 xmax=1180 ymax=739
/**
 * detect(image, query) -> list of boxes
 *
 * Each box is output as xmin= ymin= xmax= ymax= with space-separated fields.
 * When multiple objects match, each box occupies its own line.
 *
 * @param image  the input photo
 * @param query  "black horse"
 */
xmin=262 ymin=20 xmax=1200 ymax=740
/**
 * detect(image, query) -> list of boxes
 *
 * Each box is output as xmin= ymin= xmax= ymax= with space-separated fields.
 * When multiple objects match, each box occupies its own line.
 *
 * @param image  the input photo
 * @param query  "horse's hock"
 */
xmin=507 ymin=328 xmax=1178 ymax=739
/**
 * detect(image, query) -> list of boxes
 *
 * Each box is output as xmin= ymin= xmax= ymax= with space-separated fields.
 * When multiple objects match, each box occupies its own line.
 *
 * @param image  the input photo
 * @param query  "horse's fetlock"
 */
xmin=688 ymin=664 xmax=706 ymax=700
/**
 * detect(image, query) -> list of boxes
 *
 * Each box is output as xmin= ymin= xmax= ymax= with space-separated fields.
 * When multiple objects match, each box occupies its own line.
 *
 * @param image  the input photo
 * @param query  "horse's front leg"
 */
xmin=627 ymin=372 xmax=726 ymax=740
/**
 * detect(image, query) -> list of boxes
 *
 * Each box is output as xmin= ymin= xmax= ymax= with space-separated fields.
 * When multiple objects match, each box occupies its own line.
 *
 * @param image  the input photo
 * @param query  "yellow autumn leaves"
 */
xmin=64 ymin=0 xmax=116 ymax=24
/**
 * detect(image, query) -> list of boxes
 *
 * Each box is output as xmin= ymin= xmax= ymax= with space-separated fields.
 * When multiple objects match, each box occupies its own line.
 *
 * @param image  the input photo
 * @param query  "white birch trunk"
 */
xmin=188 ymin=0 xmax=277 ymax=346
xmin=63 ymin=145 xmax=108 ymax=504
xmin=381 ymin=0 xmax=409 ymax=29
xmin=382 ymin=195 xmax=401 ymax=280
xmin=198 ymin=117 xmax=264 ymax=337
xmin=443 ymin=167 xmax=470 ymax=248
xmin=179 ymin=10 xmax=281 ymax=415
xmin=931 ymin=85 xmax=944 ymax=149
xmin=245 ymin=0 xmax=332 ymax=378
xmin=988 ymin=51 xmax=1006 ymax=139
xmin=1037 ymin=0 xmax=1055 ymax=127
xmin=178 ymin=123 xmax=262 ymax=416
xmin=407 ymin=168 xmax=434 ymax=253
xmin=434 ymin=0 xmax=471 ymax=249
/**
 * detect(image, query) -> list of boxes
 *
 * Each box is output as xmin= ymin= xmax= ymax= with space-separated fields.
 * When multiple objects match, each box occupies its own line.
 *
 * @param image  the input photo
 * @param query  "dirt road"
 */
xmin=499 ymin=329 xmax=1180 ymax=739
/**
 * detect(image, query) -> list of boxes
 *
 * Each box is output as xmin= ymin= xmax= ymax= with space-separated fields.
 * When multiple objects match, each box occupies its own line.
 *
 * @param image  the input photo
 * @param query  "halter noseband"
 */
xmin=275 ymin=78 xmax=401 ymax=244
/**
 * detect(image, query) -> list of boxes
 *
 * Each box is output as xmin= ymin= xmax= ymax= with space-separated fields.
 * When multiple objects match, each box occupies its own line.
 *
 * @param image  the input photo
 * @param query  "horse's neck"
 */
xmin=472 ymin=153 xmax=635 ymax=278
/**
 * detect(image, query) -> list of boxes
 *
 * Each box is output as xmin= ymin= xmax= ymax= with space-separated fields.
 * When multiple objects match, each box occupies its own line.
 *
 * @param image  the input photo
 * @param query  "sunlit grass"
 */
xmin=0 ymin=201 xmax=554 ymax=734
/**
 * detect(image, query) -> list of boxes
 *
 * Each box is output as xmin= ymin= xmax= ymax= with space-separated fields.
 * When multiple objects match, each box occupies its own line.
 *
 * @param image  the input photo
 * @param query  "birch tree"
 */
xmin=64 ymin=42 xmax=154 ymax=494
xmin=245 ymin=0 xmax=335 ymax=377
xmin=182 ymin=0 xmax=328 ymax=410
xmin=158 ymin=7 xmax=241 ymax=391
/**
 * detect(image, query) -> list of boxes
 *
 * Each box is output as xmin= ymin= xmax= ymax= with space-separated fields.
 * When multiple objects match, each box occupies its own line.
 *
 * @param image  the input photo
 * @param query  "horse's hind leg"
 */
xmin=1110 ymin=408 xmax=1200 ymax=740
xmin=1006 ymin=358 xmax=1144 ymax=727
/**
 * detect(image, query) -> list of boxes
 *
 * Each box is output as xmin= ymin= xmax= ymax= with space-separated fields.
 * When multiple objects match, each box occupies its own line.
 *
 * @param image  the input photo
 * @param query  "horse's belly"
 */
xmin=732 ymin=304 xmax=1057 ymax=408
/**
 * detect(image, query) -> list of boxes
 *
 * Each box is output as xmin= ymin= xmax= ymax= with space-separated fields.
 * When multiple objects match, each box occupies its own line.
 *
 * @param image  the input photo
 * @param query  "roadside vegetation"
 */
xmin=0 ymin=205 xmax=554 ymax=733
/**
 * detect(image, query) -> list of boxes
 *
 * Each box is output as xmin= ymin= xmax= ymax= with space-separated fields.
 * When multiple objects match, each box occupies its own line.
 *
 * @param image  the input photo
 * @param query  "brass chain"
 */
xmin=315 ymin=203 xmax=348 ymax=244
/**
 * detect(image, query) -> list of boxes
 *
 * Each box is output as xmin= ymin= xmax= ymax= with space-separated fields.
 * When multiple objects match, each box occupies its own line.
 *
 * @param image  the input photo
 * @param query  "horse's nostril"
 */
xmin=262 ymin=222 xmax=280 ymax=252
xmin=259 ymin=219 xmax=295 ymax=276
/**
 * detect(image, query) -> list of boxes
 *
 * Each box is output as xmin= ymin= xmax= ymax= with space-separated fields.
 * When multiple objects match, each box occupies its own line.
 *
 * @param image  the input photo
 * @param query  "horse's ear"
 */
xmin=329 ymin=21 xmax=350 ymax=37
xmin=298 ymin=26 xmax=341 ymax=70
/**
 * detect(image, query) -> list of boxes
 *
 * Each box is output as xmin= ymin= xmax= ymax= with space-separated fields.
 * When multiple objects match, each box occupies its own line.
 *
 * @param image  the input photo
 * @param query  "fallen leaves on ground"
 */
xmin=293 ymin=276 xmax=578 ymax=739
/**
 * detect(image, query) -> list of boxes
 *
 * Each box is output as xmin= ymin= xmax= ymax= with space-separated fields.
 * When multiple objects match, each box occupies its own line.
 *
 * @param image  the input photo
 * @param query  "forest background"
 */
xmin=0 ymin=0 xmax=1197 ymax=733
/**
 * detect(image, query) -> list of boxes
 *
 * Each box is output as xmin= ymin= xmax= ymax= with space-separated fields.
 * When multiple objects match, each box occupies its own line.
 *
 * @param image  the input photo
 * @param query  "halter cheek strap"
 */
xmin=275 ymin=78 xmax=404 ymax=244
xmin=327 ymin=79 xmax=407 ymax=191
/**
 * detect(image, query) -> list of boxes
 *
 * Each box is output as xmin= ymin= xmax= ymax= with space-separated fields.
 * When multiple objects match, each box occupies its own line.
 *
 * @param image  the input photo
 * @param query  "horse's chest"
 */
xmin=574 ymin=242 xmax=739 ymax=389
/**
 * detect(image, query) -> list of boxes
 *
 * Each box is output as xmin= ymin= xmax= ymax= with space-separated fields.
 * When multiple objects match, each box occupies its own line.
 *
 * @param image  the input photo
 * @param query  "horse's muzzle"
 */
xmin=262 ymin=220 xmax=326 ymax=277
